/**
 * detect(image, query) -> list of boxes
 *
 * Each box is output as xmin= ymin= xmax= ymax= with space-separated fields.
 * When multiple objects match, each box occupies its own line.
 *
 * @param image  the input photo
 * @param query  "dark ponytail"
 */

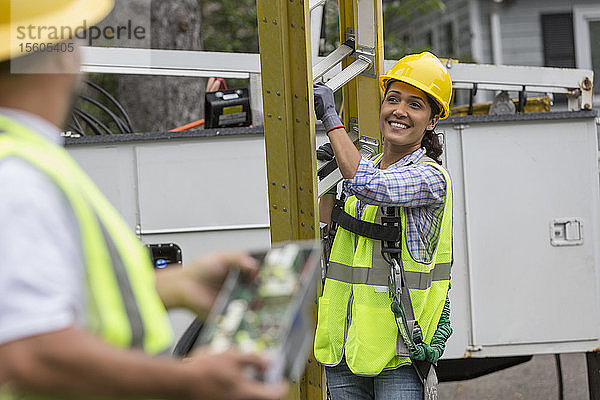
xmin=422 ymin=94 xmax=444 ymax=165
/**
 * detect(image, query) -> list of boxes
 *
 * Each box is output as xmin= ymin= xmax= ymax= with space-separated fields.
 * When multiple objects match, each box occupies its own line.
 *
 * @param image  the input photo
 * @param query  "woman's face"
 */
xmin=379 ymin=81 xmax=438 ymax=151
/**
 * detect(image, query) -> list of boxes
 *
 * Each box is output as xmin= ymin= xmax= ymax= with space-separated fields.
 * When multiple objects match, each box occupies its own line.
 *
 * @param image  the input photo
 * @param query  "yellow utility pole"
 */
xmin=257 ymin=0 xmax=319 ymax=244
xmin=256 ymin=0 xmax=385 ymax=398
xmin=256 ymin=1 xmax=321 ymax=396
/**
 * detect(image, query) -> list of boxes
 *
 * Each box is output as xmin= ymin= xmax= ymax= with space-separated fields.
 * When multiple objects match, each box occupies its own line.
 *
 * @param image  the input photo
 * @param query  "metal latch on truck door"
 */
xmin=550 ymin=218 xmax=583 ymax=246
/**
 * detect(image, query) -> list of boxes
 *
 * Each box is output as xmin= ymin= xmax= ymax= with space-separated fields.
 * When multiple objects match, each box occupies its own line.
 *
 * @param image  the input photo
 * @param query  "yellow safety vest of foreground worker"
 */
xmin=0 ymin=115 xmax=172 ymax=398
xmin=314 ymin=159 xmax=452 ymax=376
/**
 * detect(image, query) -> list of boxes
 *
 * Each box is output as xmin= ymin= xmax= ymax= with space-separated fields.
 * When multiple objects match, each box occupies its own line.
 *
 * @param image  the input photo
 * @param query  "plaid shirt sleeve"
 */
xmin=342 ymin=156 xmax=447 ymax=207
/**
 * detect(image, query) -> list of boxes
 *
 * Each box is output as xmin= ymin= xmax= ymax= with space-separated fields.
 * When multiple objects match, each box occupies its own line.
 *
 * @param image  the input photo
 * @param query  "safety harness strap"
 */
xmin=331 ymin=200 xmax=401 ymax=242
xmin=381 ymin=155 xmax=442 ymax=381
xmin=380 ymin=205 xmax=419 ymax=358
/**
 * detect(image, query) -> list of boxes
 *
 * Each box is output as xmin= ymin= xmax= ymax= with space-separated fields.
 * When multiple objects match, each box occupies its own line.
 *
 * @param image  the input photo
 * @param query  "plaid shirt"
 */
xmin=342 ymin=147 xmax=447 ymax=263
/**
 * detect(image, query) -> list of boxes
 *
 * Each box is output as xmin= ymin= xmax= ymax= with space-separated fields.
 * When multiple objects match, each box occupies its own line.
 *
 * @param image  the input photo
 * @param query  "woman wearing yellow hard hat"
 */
xmin=314 ymin=52 xmax=454 ymax=400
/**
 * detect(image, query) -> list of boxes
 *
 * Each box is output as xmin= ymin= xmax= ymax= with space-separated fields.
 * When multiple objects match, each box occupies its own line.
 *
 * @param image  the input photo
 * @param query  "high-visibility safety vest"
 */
xmin=0 ymin=115 xmax=172 ymax=398
xmin=314 ymin=156 xmax=452 ymax=376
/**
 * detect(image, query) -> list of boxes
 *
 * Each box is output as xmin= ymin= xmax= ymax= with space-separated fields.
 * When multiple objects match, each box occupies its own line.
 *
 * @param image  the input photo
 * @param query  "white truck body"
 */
xmin=66 ymin=110 xmax=600 ymax=361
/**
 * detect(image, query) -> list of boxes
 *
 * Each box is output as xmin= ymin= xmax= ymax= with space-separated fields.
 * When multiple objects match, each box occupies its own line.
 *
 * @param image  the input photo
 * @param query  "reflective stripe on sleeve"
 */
xmin=99 ymin=222 xmax=145 ymax=349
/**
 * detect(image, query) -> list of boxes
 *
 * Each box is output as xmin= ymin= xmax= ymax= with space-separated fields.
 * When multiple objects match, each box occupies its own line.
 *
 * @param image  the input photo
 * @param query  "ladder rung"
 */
xmin=317 ymin=138 xmax=379 ymax=197
xmin=309 ymin=0 xmax=326 ymax=11
xmin=313 ymin=43 xmax=354 ymax=81
xmin=318 ymin=168 xmax=343 ymax=197
xmin=325 ymin=58 xmax=371 ymax=92
xmin=357 ymin=136 xmax=379 ymax=157
xmin=316 ymin=158 xmax=330 ymax=173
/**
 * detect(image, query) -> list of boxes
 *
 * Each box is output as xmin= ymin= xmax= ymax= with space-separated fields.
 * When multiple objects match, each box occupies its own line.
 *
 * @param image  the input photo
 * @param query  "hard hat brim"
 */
xmin=0 ymin=0 xmax=114 ymax=62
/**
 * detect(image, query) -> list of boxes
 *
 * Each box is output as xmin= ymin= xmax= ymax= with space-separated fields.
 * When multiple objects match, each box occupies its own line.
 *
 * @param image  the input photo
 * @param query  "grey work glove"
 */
xmin=314 ymin=83 xmax=344 ymax=133
xmin=316 ymin=142 xmax=335 ymax=161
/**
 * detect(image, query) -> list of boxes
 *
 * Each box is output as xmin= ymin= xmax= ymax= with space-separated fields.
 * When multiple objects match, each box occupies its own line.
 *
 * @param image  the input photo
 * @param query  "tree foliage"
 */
xmin=199 ymin=0 xmax=259 ymax=52
xmin=320 ymin=0 xmax=446 ymax=61
xmin=383 ymin=0 xmax=446 ymax=20
xmin=383 ymin=0 xmax=446 ymax=60
xmin=197 ymin=0 xmax=445 ymax=59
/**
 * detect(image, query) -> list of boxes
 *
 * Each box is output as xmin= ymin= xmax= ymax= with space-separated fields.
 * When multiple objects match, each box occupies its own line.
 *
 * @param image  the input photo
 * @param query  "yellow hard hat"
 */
xmin=379 ymin=52 xmax=453 ymax=119
xmin=0 ymin=0 xmax=114 ymax=62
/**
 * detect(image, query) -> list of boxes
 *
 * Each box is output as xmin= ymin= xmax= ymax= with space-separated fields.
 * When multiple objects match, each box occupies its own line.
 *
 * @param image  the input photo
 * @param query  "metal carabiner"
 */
xmin=390 ymin=258 xmax=402 ymax=298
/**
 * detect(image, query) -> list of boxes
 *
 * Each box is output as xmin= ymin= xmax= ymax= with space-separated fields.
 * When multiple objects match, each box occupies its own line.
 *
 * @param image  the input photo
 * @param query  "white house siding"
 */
xmin=387 ymin=0 xmax=599 ymax=66
xmin=471 ymin=0 xmax=491 ymax=64
xmin=478 ymin=0 xmax=599 ymax=67
xmin=384 ymin=0 xmax=600 ymax=105
xmin=383 ymin=0 xmax=472 ymax=61
xmin=455 ymin=4 xmax=472 ymax=60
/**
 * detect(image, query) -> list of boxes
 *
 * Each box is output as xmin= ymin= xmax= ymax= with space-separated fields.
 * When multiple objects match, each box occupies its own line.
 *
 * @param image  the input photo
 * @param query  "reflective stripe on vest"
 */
xmin=314 ymin=154 xmax=452 ymax=376
xmin=326 ymin=261 xmax=451 ymax=289
xmin=0 ymin=115 xmax=172 ymax=356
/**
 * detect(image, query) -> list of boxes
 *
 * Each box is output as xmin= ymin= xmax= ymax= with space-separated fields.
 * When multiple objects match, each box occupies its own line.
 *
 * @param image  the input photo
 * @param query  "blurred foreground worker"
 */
xmin=0 ymin=1 xmax=287 ymax=399
xmin=313 ymin=52 xmax=454 ymax=400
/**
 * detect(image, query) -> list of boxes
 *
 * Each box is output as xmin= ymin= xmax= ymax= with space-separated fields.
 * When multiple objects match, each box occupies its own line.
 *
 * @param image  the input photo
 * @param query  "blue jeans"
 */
xmin=325 ymin=358 xmax=423 ymax=400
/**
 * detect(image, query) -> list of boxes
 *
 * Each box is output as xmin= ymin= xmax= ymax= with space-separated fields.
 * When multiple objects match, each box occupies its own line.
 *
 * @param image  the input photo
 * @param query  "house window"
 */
xmin=574 ymin=6 xmax=600 ymax=100
xmin=541 ymin=13 xmax=575 ymax=68
xmin=439 ymin=21 xmax=454 ymax=58
xmin=425 ymin=31 xmax=433 ymax=50
xmin=402 ymin=33 xmax=410 ymax=47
